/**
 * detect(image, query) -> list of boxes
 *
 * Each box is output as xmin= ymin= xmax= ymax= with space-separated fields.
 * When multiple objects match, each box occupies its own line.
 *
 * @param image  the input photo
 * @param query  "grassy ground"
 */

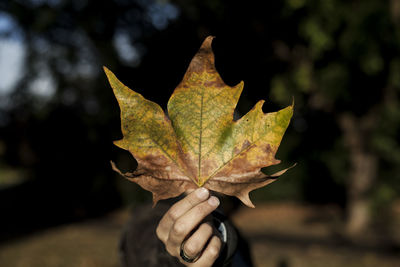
xmin=0 ymin=211 xmax=128 ymax=267
xmin=232 ymin=203 xmax=400 ymax=267
xmin=0 ymin=202 xmax=399 ymax=267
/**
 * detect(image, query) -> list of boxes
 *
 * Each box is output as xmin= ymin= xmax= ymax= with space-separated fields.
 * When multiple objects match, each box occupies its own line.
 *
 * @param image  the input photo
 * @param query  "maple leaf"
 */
xmin=104 ymin=36 xmax=293 ymax=208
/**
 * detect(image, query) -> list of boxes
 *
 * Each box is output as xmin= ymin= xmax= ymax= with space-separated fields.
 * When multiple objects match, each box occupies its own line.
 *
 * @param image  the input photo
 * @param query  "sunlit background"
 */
xmin=1 ymin=0 xmax=400 ymax=266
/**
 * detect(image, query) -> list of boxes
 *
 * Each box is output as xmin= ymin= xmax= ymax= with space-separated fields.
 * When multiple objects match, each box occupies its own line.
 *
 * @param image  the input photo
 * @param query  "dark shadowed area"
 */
xmin=1 ymin=0 xmax=400 ymax=266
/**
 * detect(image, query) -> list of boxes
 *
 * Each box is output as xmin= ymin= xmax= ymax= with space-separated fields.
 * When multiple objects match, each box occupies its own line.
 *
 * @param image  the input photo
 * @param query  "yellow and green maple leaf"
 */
xmin=105 ymin=36 xmax=293 ymax=208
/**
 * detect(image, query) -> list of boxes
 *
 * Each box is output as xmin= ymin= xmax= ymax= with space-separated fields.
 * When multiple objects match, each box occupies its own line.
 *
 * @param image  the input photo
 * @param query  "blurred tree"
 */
xmin=267 ymin=0 xmax=400 ymax=236
xmin=0 ymin=0 xmax=184 ymax=238
xmin=0 ymin=0 xmax=399 ymax=240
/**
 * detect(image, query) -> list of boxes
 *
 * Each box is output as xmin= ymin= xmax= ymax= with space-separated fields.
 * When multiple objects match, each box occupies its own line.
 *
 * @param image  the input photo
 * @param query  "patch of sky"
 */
xmin=0 ymin=12 xmax=25 ymax=95
xmin=113 ymin=30 xmax=144 ymax=67
xmin=28 ymin=66 xmax=57 ymax=100
xmin=17 ymin=0 xmax=63 ymax=8
xmin=146 ymin=1 xmax=180 ymax=30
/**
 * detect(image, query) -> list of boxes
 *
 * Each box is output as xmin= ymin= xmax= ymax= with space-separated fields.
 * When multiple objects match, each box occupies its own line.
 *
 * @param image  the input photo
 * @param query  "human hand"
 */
xmin=156 ymin=188 xmax=222 ymax=266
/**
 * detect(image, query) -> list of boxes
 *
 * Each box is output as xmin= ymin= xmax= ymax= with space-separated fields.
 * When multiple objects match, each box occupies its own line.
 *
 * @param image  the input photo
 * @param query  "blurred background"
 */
xmin=1 ymin=0 xmax=400 ymax=266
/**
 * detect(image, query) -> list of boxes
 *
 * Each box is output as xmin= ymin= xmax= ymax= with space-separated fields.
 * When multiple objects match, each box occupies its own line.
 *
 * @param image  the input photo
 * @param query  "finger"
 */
xmin=156 ymin=188 xmax=209 ymax=242
xmin=168 ymin=196 xmax=220 ymax=250
xmin=192 ymin=235 xmax=222 ymax=266
xmin=182 ymin=222 xmax=214 ymax=259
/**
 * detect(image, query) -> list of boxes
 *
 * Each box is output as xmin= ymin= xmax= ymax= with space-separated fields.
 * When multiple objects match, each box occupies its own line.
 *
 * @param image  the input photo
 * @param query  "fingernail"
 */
xmin=196 ymin=187 xmax=209 ymax=199
xmin=208 ymin=196 xmax=220 ymax=207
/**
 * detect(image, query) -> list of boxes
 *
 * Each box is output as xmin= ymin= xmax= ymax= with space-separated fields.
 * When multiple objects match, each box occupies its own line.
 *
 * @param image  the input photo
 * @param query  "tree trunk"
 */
xmin=339 ymin=113 xmax=378 ymax=237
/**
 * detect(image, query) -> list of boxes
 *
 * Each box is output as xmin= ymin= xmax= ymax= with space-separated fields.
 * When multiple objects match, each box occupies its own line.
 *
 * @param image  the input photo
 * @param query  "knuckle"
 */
xmin=196 ymin=202 xmax=212 ymax=215
xmin=156 ymin=226 xmax=167 ymax=243
xmin=208 ymin=237 xmax=221 ymax=258
xmin=208 ymin=246 xmax=219 ymax=259
xmin=156 ymin=226 xmax=162 ymax=239
xmin=208 ymin=245 xmax=220 ymax=258
xmin=165 ymin=238 xmax=177 ymax=256
xmin=184 ymin=242 xmax=198 ymax=256
xmin=165 ymin=244 xmax=175 ymax=256
xmin=203 ymin=222 xmax=214 ymax=233
xmin=186 ymin=193 xmax=199 ymax=207
xmin=168 ymin=207 xmax=180 ymax=221
xmin=172 ymin=220 xmax=187 ymax=236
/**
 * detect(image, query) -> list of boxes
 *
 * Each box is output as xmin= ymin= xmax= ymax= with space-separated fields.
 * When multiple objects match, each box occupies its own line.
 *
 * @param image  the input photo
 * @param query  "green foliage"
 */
xmin=269 ymin=0 xmax=400 ymax=209
xmin=1 ymin=0 xmax=400 ymax=213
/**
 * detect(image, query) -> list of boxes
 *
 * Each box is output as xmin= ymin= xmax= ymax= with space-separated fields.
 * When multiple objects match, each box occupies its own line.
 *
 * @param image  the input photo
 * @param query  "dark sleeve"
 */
xmin=119 ymin=201 xmax=184 ymax=267
xmin=119 ymin=200 xmax=253 ymax=267
xmin=212 ymin=209 xmax=253 ymax=267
